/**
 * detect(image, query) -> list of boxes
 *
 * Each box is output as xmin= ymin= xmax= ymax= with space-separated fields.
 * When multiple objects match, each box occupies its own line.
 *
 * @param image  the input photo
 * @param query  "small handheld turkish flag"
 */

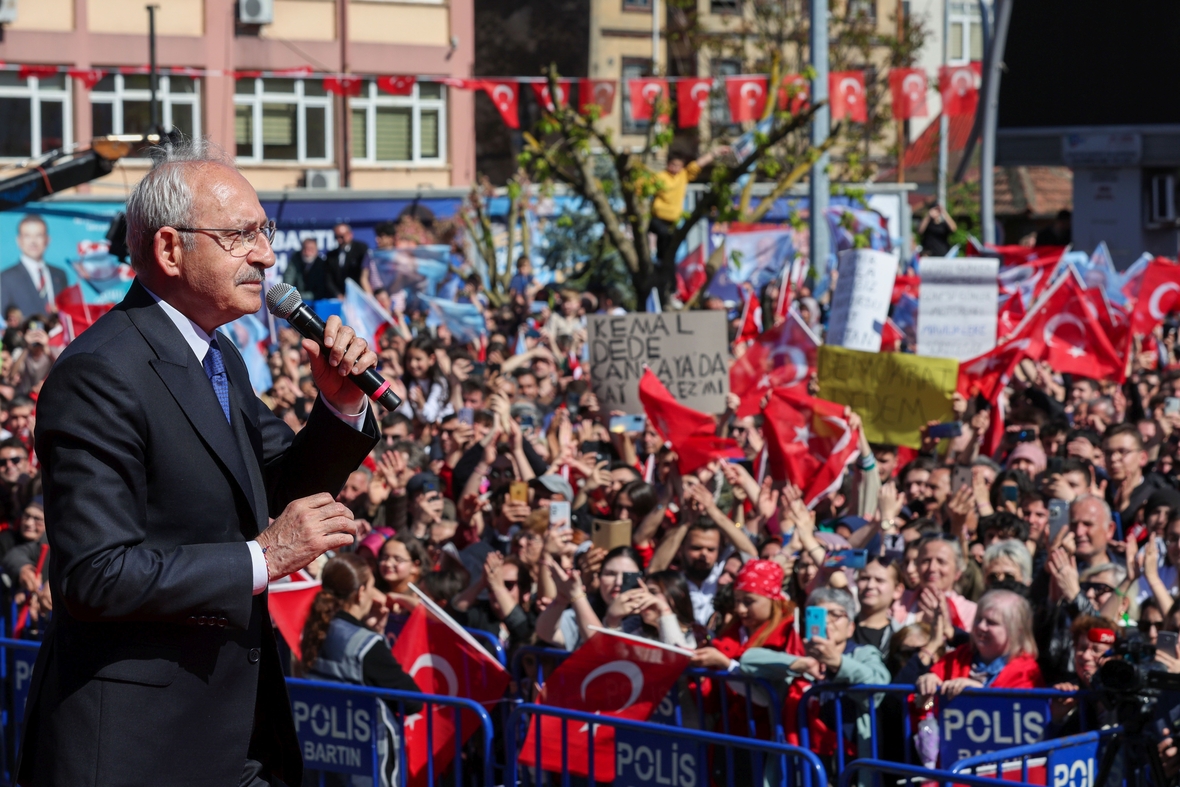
xmin=762 ymin=387 xmax=859 ymax=508
xmin=676 ymin=78 xmax=713 ymax=128
xmin=481 ymin=81 xmax=520 ymax=129
xmin=578 ymin=79 xmax=616 ymax=117
xmin=725 ymin=75 xmax=768 ymax=123
xmin=639 ymin=369 xmax=742 ymax=473
xmin=518 ymin=628 xmax=691 ymax=782
xmin=828 ymin=71 xmax=867 ymax=123
xmin=729 ymin=310 xmax=819 ymax=417
xmin=391 ymin=587 xmax=509 ymax=787
xmin=888 ymin=68 xmax=928 ymax=120
xmin=1130 ymin=257 xmax=1180 ymax=336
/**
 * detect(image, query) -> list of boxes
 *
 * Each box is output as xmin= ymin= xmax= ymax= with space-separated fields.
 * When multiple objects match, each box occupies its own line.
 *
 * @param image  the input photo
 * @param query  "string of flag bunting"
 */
xmin=1 ymin=61 xmax=982 ymax=131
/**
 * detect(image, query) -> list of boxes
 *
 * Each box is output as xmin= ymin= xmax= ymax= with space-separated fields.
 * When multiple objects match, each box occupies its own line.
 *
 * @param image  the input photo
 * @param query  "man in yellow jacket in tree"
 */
xmin=649 ymin=146 xmax=728 ymax=306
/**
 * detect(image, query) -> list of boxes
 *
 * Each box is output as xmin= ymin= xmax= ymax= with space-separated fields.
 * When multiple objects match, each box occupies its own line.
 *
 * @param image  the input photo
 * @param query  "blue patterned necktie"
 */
xmin=203 ymin=337 xmax=231 ymax=424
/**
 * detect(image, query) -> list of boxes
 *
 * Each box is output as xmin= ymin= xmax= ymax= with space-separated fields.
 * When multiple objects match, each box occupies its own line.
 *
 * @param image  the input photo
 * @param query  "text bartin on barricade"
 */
xmin=288 ymin=681 xmax=380 ymax=776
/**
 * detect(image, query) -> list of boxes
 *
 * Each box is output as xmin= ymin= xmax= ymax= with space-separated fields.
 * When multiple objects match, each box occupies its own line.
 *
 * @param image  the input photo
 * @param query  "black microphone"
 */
xmin=265 ymin=283 xmax=403 ymax=411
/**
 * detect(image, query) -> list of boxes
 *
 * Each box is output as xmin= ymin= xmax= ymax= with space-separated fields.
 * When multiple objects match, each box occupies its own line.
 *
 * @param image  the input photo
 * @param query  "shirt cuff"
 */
xmin=247 ymin=540 xmax=268 ymax=595
xmin=320 ymin=394 xmax=368 ymax=431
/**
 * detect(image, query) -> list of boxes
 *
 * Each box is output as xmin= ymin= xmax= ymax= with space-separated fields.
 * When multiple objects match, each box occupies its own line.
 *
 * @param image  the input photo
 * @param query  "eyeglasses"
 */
xmin=502 ymin=580 xmax=519 ymax=591
xmin=987 ymin=571 xmax=1019 ymax=584
xmin=1140 ymin=618 xmax=1162 ymax=632
xmin=0 ymin=456 xmax=22 ymax=466
xmin=173 ymin=220 xmax=277 ymax=257
xmin=1080 ymin=581 xmax=1115 ymax=597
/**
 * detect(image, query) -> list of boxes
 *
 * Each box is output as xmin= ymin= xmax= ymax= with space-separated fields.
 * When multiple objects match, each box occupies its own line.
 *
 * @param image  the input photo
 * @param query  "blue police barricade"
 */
xmin=285 ymin=678 xmax=496 ymax=787
xmin=505 ymin=703 xmax=827 ymax=787
xmin=510 ymin=645 xmax=570 ymax=695
xmin=685 ymin=667 xmax=786 ymax=740
xmin=0 ymin=637 xmax=40 ymax=785
xmin=951 ymin=731 xmax=1111 ymax=787
xmin=839 ymin=759 xmax=1040 ymax=787
xmin=463 ymin=629 xmax=507 ymax=669
xmin=797 ymin=684 xmax=1080 ymax=773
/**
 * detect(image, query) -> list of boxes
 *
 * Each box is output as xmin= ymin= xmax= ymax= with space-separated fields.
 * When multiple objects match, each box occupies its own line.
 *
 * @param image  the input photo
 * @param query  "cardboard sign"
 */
xmin=917 ymin=257 xmax=999 ymax=360
xmin=589 ymin=311 xmax=729 ymax=415
xmin=826 ymin=249 xmax=898 ymax=352
xmin=288 ymin=683 xmax=380 ymax=776
xmin=817 ymin=346 xmax=957 ymax=448
xmin=939 ymin=693 xmax=1049 ymax=767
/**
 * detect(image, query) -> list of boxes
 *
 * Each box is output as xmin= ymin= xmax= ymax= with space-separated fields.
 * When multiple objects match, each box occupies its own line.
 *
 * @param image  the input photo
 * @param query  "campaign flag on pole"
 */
xmin=737 ymin=286 xmax=763 ymax=343
xmin=676 ymin=78 xmax=713 ymax=128
xmin=829 ymin=71 xmax=867 ymax=122
xmin=639 ymin=369 xmax=742 ymax=473
xmin=762 ymin=387 xmax=859 ymax=508
xmin=675 ymin=244 xmax=709 ymax=304
xmin=267 ymin=579 xmax=321 ymax=662
xmin=421 ymin=295 xmax=488 ymax=345
xmin=778 ymin=74 xmax=811 ymax=114
xmin=957 ymin=337 xmax=1034 ymax=402
xmin=1130 ymin=257 xmax=1180 ymax=336
xmin=718 ymin=225 xmax=797 ymax=294
xmin=729 ymin=311 xmax=820 ymax=417
xmin=392 ymin=587 xmax=510 ymax=787
xmin=219 ymin=314 xmax=274 ymax=394
xmin=627 ymin=78 xmax=670 ymax=122
xmin=1119 ymin=252 xmax=1153 ymax=304
xmin=889 ymin=68 xmax=928 ymax=119
xmin=366 ymin=246 xmax=450 ymax=294
xmin=725 ymin=75 xmax=769 ymax=122
xmin=938 ymin=64 xmax=978 ymax=117
xmin=578 ymin=79 xmax=616 ymax=116
xmin=997 ymin=254 xmax=1059 ymax=307
xmin=482 ymin=81 xmax=520 ymax=128
xmin=530 ymin=81 xmax=572 ymax=112
xmin=342 ymin=279 xmax=395 ymax=347
xmin=518 ymin=628 xmax=691 ymax=782
xmin=996 ymin=292 xmax=1025 ymax=341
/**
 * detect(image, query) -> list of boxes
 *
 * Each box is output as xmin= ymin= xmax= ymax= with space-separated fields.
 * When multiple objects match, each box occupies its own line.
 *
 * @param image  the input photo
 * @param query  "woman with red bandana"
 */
xmin=690 ymin=560 xmax=803 ymax=670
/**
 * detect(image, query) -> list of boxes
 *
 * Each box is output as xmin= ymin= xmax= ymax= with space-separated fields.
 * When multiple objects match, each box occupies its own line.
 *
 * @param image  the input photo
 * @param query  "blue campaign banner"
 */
xmin=616 ymin=725 xmax=701 ymax=787
xmin=1046 ymin=738 xmax=1098 ymax=787
xmin=287 ymin=682 xmax=379 ymax=776
xmin=940 ymin=693 xmax=1050 ymax=765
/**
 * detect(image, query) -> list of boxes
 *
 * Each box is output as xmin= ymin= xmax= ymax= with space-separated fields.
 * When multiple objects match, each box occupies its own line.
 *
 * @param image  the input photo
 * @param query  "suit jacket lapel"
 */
xmin=122 ymin=281 xmax=260 ymax=523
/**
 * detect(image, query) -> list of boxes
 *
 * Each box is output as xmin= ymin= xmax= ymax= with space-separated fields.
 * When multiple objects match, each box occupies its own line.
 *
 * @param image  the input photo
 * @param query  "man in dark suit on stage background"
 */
xmin=1 ymin=215 xmax=70 ymax=318
xmin=18 ymin=142 xmax=379 ymax=787
xmin=324 ymin=222 xmax=368 ymax=297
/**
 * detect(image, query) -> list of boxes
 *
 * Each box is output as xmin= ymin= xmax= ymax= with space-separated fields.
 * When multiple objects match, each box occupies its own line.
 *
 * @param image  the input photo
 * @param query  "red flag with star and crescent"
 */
xmin=639 ymin=369 xmax=742 ymax=473
xmin=578 ymin=79 xmax=617 ymax=116
xmin=676 ymin=78 xmax=713 ymax=128
xmin=1130 ymin=257 xmax=1180 ymax=337
xmin=729 ymin=311 xmax=820 ymax=417
xmin=518 ymin=628 xmax=691 ymax=782
xmin=481 ymin=81 xmax=520 ymax=129
xmin=391 ymin=588 xmax=509 ymax=787
xmin=762 ymin=388 xmax=859 ymax=508
xmin=957 ymin=337 xmax=1034 ymax=402
xmin=889 ymin=68 xmax=928 ymax=120
xmin=725 ymin=75 xmax=769 ymax=122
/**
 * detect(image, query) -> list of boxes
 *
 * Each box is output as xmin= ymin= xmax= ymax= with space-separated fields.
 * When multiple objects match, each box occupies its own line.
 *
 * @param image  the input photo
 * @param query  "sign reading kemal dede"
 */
xmin=917 ymin=256 xmax=999 ymax=361
xmin=589 ymin=311 xmax=729 ymax=415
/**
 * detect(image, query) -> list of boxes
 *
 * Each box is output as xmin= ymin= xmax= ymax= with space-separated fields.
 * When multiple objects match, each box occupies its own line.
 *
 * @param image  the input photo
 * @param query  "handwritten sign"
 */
xmin=826 ymin=249 xmax=898 ymax=352
xmin=589 ymin=312 xmax=729 ymax=415
xmin=817 ymin=346 xmax=957 ymax=448
xmin=917 ymin=257 xmax=999 ymax=360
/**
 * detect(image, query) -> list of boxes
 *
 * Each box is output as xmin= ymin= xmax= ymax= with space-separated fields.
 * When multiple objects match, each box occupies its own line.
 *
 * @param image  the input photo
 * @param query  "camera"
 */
xmin=1095 ymin=629 xmax=1180 ymax=696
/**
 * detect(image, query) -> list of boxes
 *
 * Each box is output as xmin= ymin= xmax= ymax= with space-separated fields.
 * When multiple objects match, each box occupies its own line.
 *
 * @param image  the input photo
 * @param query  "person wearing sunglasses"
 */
xmin=0 ymin=436 xmax=32 ymax=527
xmin=452 ymin=552 xmax=535 ymax=651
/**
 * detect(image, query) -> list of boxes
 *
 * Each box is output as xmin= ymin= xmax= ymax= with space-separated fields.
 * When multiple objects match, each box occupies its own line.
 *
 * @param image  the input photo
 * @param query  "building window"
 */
xmin=350 ymin=80 xmax=446 ymax=165
xmin=92 ymin=74 xmax=200 ymax=152
xmin=948 ymin=1 xmax=984 ymax=63
xmin=848 ymin=0 xmax=876 ymax=20
xmin=233 ymin=78 xmax=332 ymax=163
xmin=710 ymin=0 xmax=740 ymax=13
xmin=623 ymin=0 xmax=652 ymax=9
xmin=710 ymin=59 xmax=741 ymax=133
xmin=0 ymin=72 xmax=71 ymax=159
xmin=621 ymin=59 xmax=651 ymax=136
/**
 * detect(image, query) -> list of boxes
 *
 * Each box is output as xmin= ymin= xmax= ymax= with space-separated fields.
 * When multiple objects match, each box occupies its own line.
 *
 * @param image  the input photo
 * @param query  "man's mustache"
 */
xmin=235 ymin=268 xmax=265 ymax=285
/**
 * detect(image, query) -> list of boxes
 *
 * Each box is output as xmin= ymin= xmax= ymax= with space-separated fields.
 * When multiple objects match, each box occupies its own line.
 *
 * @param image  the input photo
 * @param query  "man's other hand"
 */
xmin=256 ymin=493 xmax=357 ymax=580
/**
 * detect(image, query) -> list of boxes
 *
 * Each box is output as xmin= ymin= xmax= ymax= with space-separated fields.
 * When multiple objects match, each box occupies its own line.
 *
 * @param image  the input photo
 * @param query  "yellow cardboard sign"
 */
xmin=816 ymin=346 xmax=958 ymax=448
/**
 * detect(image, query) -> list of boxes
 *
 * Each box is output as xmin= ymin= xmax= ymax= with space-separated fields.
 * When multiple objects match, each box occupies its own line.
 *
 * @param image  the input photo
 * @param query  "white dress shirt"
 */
xmin=20 ymin=253 xmax=54 ymax=302
xmin=146 ymin=287 xmax=367 ymax=595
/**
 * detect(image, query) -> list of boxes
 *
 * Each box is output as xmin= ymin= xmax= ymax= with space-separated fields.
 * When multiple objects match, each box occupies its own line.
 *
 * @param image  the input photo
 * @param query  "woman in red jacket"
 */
xmin=916 ymin=589 xmax=1043 ymax=698
xmin=691 ymin=560 xmax=803 ymax=669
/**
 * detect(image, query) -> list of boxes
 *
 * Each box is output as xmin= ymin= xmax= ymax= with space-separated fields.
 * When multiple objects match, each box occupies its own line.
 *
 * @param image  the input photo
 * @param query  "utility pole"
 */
xmin=652 ymin=0 xmax=660 ymax=74
xmin=147 ymin=5 xmax=159 ymax=132
xmin=809 ymin=0 xmax=830 ymax=279
xmin=980 ymin=0 xmax=1011 ymax=245
xmin=936 ymin=0 xmax=949 ymax=208
xmin=896 ymin=0 xmax=906 ymax=184
xmin=338 ymin=0 xmax=351 ymax=187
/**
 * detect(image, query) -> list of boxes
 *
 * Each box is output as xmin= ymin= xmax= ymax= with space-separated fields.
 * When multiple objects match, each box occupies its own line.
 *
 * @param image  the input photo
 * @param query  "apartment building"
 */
xmin=0 ymin=0 xmax=475 ymax=196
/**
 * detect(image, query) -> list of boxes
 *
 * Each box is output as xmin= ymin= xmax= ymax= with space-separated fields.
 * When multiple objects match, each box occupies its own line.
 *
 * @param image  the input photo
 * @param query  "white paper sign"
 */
xmin=826 ymin=249 xmax=898 ymax=352
xmin=917 ymin=257 xmax=999 ymax=360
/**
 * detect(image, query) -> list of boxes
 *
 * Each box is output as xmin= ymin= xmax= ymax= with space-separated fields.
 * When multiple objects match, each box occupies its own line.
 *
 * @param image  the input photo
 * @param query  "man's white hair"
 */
xmin=124 ymin=138 xmax=236 ymax=273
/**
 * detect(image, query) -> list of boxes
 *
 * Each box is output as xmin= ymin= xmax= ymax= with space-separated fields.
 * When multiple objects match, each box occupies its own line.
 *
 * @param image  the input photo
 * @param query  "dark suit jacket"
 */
xmin=323 ymin=240 xmax=368 ymax=298
xmin=0 ymin=262 xmax=69 ymax=319
xmin=18 ymin=280 xmax=378 ymax=787
xmin=283 ymin=254 xmax=330 ymax=302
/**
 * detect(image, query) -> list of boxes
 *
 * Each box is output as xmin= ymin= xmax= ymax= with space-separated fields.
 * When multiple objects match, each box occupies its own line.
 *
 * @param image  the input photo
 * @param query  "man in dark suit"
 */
xmin=324 ymin=222 xmax=368 ymax=298
xmin=19 ymin=145 xmax=380 ymax=787
xmin=282 ymin=237 xmax=329 ymax=301
xmin=1 ymin=215 xmax=70 ymax=318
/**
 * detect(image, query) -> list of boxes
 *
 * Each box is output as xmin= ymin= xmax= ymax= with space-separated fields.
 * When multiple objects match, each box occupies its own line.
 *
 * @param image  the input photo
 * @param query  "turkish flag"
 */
xmin=19 ymin=65 xmax=59 ymax=81
xmin=939 ymin=64 xmax=978 ymax=117
xmin=67 ymin=68 xmax=106 ymax=90
xmin=675 ymin=244 xmax=708 ymax=303
xmin=267 ymin=579 xmax=321 ymax=662
xmin=829 ymin=71 xmax=867 ymax=123
xmin=729 ymin=311 xmax=819 ymax=417
xmin=881 ymin=317 xmax=903 ymax=352
xmin=377 ymin=75 xmax=416 ymax=96
xmin=997 ymin=254 xmax=1060 ymax=306
xmin=1083 ymin=286 xmax=1131 ymax=360
xmin=323 ymin=75 xmax=363 ymax=96
xmin=391 ymin=592 xmax=510 ymax=787
xmin=481 ymin=81 xmax=520 ymax=129
xmin=639 ymin=369 xmax=741 ymax=473
xmin=762 ymin=388 xmax=859 ymax=508
xmin=273 ymin=66 xmax=314 ymax=78
xmin=531 ymin=80 xmax=572 ymax=112
xmin=676 ymin=78 xmax=713 ymax=128
xmin=628 ymin=78 xmax=670 ymax=122
xmin=725 ymin=75 xmax=768 ymax=122
xmin=518 ymin=628 xmax=690 ymax=782
xmin=996 ymin=292 xmax=1025 ymax=341
xmin=889 ymin=68 xmax=928 ymax=120
xmin=778 ymin=73 xmax=811 ymax=114
xmin=737 ymin=287 xmax=763 ymax=343
xmin=55 ymin=285 xmax=113 ymax=340
xmin=1130 ymin=257 xmax=1180 ymax=336
xmin=957 ymin=337 xmax=1034 ymax=402
xmin=1017 ymin=273 xmax=1126 ymax=382
xmin=578 ymin=79 xmax=616 ymax=116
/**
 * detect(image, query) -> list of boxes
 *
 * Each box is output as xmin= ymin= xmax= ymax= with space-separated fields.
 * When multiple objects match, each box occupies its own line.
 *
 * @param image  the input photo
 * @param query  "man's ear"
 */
xmin=153 ymin=227 xmax=185 ymax=279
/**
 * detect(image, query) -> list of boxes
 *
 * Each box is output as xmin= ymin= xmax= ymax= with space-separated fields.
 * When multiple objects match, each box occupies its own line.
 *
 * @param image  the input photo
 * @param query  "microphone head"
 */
xmin=266 ymin=283 xmax=301 ymax=319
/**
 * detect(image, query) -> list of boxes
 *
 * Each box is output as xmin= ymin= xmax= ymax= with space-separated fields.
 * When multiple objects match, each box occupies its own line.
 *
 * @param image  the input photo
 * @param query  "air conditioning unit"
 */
xmin=305 ymin=169 xmax=339 ymax=190
xmin=238 ymin=0 xmax=273 ymax=25
xmin=1151 ymin=174 xmax=1177 ymax=225
xmin=0 ymin=0 xmax=18 ymax=25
